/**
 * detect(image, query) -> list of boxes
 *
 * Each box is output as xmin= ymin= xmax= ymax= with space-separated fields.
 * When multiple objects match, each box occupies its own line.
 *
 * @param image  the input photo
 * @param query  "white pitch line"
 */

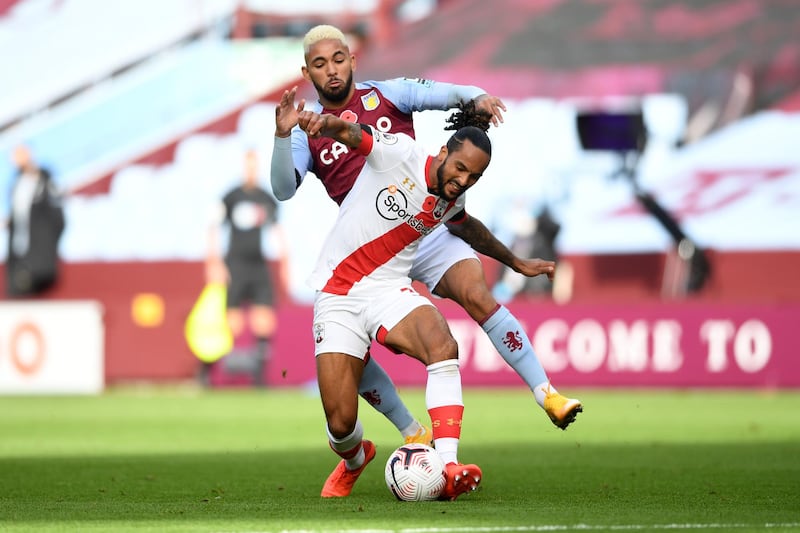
xmin=224 ymin=523 xmax=800 ymax=533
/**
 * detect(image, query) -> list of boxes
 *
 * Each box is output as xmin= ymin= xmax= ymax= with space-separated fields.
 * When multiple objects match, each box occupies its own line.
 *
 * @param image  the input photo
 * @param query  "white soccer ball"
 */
xmin=384 ymin=443 xmax=446 ymax=501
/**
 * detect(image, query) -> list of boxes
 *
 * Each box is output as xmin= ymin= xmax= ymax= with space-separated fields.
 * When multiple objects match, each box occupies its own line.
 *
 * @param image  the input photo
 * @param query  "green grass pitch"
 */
xmin=0 ymin=386 xmax=798 ymax=532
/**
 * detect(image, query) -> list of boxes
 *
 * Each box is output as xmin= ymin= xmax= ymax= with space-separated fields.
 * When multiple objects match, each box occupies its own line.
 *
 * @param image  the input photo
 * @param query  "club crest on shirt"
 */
xmin=433 ymin=198 xmax=449 ymax=219
xmin=314 ymin=322 xmax=325 ymax=344
xmin=361 ymin=90 xmax=380 ymax=111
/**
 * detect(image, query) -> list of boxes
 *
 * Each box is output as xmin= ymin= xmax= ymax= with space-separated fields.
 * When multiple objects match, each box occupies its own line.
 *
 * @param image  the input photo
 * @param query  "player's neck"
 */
xmin=424 ymin=156 xmax=437 ymax=193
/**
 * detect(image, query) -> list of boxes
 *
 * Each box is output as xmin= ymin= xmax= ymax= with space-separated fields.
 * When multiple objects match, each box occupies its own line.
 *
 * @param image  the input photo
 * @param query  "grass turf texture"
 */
xmin=0 ymin=387 xmax=798 ymax=532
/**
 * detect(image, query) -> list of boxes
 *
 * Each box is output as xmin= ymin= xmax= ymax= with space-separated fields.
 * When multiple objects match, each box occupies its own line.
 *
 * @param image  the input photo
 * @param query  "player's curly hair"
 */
xmin=444 ymin=100 xmax=492 ymax=157
xmin=444 ymin=100 xmax=492 ymax=133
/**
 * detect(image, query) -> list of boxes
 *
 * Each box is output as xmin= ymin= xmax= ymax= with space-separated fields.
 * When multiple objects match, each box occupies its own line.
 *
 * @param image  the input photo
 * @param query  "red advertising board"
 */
xmin=268 ymin=301 xmax=800 ymax=388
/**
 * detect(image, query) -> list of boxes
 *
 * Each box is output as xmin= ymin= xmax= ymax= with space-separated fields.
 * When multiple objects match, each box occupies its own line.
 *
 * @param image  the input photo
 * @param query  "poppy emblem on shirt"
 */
xmin=422 ymin=195 xmax=437 ymax=212
xmin=361 ymin=90 xmax=380 ymax=111
xmin=340 ymin=110 xmax=358 ymax=123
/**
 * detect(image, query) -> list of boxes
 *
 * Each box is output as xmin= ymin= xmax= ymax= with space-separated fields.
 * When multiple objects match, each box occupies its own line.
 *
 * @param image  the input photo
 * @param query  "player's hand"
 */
xmin=513 ymin=258 xmax=556 ymax=281
xmin=297 ymin=110 xmax=327 ymax=138
xmin=275 ymin=86 xmax=305 ymax=138
xmin=473 ymin=94 xmax=506 ymax=127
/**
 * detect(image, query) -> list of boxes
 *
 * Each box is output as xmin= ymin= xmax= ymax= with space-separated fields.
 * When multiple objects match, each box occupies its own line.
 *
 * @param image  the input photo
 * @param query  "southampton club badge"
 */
xmin=433 ymin=198 xmax=449 ymax=219
xmin=314 ymin=323 xmax=325 ymax=344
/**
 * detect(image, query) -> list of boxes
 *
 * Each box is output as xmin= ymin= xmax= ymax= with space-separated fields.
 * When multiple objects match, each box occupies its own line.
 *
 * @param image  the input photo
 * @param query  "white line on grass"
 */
xmin=222 ymin=523 xmax=800 ymax=533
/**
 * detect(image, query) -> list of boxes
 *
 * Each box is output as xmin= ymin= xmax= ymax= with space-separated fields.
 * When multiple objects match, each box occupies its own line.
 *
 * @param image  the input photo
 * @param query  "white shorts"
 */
xmin=312 ymin=283 xmax=434 ymax=358
xmin=409 ymin=225 xmax=479 ymax=292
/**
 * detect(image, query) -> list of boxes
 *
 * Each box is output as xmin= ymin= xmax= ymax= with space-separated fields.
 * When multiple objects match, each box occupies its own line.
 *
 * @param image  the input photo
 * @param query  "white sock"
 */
xmin=400 ymin=420 xmax=424 ymax=440
xmin=327 ymin=420 xmax=365 ymax=470
xmin=533 ymin=380 xmax=556 ymax=408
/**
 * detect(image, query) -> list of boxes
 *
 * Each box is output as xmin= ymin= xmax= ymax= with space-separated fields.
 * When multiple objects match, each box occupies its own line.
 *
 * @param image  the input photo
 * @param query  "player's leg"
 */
xmin=374 ymin=289 xmax=481 ymax=500
xmin=248 ymin=264 xmax=278 ymax=387
xmin=317 ymin=351 xmax=376 ymax=497
xmin=413 ymin=226 xmax=582 ymax=430
xmin=225 ymin=260 xmax=248 ymax=338
xmin=359 ymin=354 xmax=432 ymax=444
xmin=248 ymin=304 xmax=276 ymax=387
xmin=315 ymin=294 xmax=376 ymax=498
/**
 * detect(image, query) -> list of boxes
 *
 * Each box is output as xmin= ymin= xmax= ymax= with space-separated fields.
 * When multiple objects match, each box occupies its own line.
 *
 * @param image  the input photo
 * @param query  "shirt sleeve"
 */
xmin=364 ymin=130 xmax=416 ymax=173
xmin=270 ymin=133 xmax=302 ymax=200
xmin=447 ymin=209 xmax=468 ymax=224
xmin=367 ymin=78 xmax=486 ymax=114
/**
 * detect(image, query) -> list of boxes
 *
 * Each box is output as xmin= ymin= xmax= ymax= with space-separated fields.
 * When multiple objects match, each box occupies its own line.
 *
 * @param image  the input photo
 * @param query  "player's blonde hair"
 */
xmin=303 ymin=24 xmax=349 ymax=54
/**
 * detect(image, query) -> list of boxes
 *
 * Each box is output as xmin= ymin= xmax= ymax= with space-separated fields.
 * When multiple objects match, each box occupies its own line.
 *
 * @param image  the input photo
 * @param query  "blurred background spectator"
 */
xmin=4 ymin=144 xmax=65 ymax=298
xmin=201 ymin=148 xmax=287 ymax=387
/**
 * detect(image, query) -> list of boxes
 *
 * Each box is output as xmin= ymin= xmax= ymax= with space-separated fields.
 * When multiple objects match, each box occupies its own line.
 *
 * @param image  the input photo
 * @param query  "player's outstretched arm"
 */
xmin=271 ymin=87 xmax=305 ymax=201
xmin=445 ymin=215 xmax=555 ymax=280
xmin=297 ymin=111 xmax=363 ymax=148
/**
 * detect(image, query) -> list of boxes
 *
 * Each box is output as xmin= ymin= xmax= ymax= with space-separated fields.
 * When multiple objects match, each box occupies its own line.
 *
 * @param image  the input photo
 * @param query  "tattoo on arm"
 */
xmin=448 ymin=217 xmax=516 ymax=267
xmin=344 ymin=123 xmax=362 ymax=147
xmin=329 ymin=121 xmax=363 ymax=148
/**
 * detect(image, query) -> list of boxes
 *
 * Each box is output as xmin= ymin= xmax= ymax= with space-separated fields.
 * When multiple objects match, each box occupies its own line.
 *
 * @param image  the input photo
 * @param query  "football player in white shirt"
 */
xmin=298 ymin=106 xmax=491 ymax=500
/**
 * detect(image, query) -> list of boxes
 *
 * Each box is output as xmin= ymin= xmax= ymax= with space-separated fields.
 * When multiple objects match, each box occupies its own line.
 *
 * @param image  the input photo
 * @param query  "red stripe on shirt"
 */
xmin=322 ymin=200 xmax=458 ymax=295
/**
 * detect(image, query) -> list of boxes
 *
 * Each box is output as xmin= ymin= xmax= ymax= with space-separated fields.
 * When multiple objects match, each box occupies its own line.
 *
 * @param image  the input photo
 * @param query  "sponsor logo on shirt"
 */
xmin=316 ymin=119 xmax=395 ymax=166
xmin=231 ymin=201 xmax=266 ymax=230
xmin=376 ymin=186 xmax=435 ymax=236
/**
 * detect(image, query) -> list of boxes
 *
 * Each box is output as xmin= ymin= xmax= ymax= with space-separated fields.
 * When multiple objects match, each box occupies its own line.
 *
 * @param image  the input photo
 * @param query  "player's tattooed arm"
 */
xmin=296 ymin=111 xmax=363 ymax=147
xmin=446 ymin=215 xmax=555 ymax=280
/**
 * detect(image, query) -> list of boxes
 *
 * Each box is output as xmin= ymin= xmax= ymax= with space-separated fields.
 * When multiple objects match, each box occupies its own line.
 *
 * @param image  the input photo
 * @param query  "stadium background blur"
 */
xmin=1 ymin=0 xmax=798 ymax=392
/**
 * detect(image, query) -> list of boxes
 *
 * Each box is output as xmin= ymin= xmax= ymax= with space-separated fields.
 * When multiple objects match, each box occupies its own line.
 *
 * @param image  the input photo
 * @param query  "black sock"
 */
xmin=252 ymin=337 xmax=271 ymax=387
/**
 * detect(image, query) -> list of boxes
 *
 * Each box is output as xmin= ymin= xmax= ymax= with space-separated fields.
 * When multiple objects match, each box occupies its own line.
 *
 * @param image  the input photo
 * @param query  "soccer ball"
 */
xmin=384 ymin=443 xmax=446 ymax=501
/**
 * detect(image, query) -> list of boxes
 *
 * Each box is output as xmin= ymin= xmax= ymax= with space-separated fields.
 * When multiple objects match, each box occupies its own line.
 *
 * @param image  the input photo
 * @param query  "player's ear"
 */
xmin=301 ymin=65 xmax=311 ymax=82
xmin=350 ymin=54 xmax=357 ymax=72
xmin=438 ymin=146 xmax=448 ymax=161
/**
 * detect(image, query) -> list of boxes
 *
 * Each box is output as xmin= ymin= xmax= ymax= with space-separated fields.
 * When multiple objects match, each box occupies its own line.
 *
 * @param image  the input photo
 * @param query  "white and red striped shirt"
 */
xmin=307 ymin=128 xmax=466 ymax=296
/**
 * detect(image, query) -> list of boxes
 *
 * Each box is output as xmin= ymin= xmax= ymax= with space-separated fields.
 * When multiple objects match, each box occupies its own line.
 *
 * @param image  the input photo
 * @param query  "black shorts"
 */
xmin=225 ymin=259 xmax=274 ymax=308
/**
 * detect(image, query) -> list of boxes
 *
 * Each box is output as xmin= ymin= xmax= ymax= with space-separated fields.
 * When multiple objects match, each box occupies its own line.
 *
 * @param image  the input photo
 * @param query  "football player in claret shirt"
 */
xmin=271 ymin=25 xmax=582 ymax=439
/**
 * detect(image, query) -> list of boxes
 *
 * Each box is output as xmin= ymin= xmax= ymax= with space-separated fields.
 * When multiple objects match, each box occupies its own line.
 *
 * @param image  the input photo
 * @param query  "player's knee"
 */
xmin=454 ymin=281 xmax=496 ymax=319
xmin=426 ymin=335 xmax=458 ymax=365
xmin=327 ymin=415 xmax=358 ymax=439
